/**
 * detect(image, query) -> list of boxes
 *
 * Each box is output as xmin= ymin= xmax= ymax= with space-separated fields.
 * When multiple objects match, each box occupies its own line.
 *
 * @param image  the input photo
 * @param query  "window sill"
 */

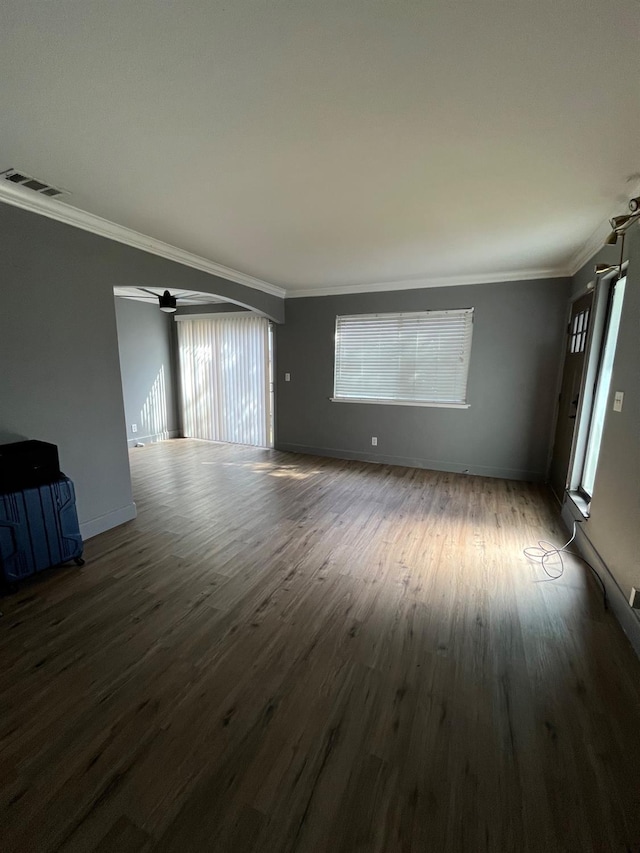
xmin=566 ymin=490 xmax=591 ymax=519
xmin=330 ymin=398 xmax=470 ymax=409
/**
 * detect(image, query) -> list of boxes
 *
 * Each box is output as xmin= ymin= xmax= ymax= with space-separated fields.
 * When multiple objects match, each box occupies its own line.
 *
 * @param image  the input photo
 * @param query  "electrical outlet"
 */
xmin=371 ymin=436 xmax=377 ymax=446
xmin=613 ymin=391 xmax=624 ymax=412
xmin=629 ymin=588 xmax=640 ymax=609
xmin=284 ymin=372 xmax=291 ymax=382
xmin=131 ymin=424 xmax=137 ymax=433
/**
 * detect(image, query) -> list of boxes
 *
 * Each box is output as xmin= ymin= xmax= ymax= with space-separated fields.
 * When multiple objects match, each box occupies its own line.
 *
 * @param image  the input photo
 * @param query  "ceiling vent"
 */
xmin=1 ymin=168 xmax=69 ymax=199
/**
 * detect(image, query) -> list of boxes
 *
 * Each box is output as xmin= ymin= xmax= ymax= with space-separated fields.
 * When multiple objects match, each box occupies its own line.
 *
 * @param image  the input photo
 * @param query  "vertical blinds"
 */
xmin=177 ymin=314 xmax=271 ymax=447
xmin=334 ymin=309 xmax=473 ymax=406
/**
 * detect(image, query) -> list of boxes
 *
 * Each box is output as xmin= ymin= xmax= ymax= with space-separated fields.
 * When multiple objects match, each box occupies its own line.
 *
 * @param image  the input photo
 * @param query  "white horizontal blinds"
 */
xmin=177 ymin=315 xmax=271 ymax=447
xmin=334 ymin=309 xmax=473 ymax=405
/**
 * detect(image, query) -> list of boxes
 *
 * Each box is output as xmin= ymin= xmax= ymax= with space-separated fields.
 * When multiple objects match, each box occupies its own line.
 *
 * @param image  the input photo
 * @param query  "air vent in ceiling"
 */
xmin=0 ymin=168 xmax=69 ymax=199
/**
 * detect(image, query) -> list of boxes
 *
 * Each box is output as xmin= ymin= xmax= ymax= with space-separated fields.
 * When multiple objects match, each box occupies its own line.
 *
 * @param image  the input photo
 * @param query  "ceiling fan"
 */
xmin=135 ymin=287 xmax=183 ymax=312
xmin=114 ymin=286 xmax=194 ymax=314
xmin=158 ymin=290 xmax=177 ymax=313
xmin=113 ymin=285 xmax=224 ymax=310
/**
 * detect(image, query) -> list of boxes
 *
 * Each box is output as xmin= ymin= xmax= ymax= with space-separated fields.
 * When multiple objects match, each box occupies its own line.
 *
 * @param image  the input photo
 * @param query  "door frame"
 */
xmin=565 ymin=275 xmax=611 ymax=496
xmin=547 ymin=287 xmax=594 ymax=501
xmin=547 ymin=267 xmax=623 ymax=502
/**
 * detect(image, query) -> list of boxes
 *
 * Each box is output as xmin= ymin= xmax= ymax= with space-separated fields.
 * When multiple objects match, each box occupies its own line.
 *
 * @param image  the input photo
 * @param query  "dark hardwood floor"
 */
xmin=1 ymin=439 xmax=639 ymax=852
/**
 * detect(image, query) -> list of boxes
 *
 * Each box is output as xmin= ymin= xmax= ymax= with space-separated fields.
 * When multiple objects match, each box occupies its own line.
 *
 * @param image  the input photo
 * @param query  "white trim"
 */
xmin=568 ymin=177 xmax=640 ymax=276
xmin=567 ymin=223 xmax=613 ymax=277
xmin=173 ymin=311 xmax=251 ymax=321
xmin=330 ymin=397 xmax=470 ymax=408
xmin=337 ymin=308 xmax=473 ymax=322
xmin=287 ymin=178 xmax=640 ymax=296
xmin=566 ymin=490 xmax=590 ymax=519
xmin=277 ymin=443 xmax=543 ymax=481
xmin=0 ymin=182 xmax=285 ymax=299
xmin=80 ymin=502 xmax=137 ymax=540
xmin=127 ymin=429 xmax=180 ymax=447
xmin=285 ymin=267 xmax=571 ymax=298
xmin=3 ymin=171 xmax=638 ymax=299
xmin=561 ymin=501 xmax=640 ymax=659
xmin=568 ymin=283 xmax=595 ymax=303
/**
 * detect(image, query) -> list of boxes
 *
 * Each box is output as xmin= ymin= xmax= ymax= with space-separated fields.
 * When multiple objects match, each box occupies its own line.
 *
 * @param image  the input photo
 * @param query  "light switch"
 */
xmin=284 ymin=372 xmax=291 ymax=382
xmin=613 ymin=391 xmax=624 ymax=412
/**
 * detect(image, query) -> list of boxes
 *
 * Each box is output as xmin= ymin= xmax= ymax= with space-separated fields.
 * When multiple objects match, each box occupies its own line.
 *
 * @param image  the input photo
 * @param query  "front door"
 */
xmin=549 ymin=291 xmax=593 ymax=502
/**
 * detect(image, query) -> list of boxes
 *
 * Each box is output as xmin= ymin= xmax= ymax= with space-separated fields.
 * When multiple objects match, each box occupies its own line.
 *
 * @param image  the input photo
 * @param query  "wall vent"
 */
xmin=0 ymin=168 xmax=69 ymax=199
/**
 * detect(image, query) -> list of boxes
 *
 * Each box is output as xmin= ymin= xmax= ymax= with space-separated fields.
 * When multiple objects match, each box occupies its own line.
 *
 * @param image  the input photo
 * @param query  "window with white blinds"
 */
xmin=176 ymin=314 xmax=272 ymax=447
xmin=333 ymin=309 xmax=473 ymax=407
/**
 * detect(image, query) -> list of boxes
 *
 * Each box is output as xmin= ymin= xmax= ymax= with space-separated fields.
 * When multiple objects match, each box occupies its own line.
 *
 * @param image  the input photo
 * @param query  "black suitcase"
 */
xmin=0 ymin=440 xmax=61 ymax=493
xmin=0 ymin=476 xmax=84 ymax=585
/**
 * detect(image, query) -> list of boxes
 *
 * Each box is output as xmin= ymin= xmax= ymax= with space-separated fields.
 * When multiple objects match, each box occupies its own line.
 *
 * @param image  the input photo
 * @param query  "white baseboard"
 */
xmin=80 ymin=502 xmax=137 ymax=540
xmin=275 ymin=443 xmax=544 ymax=481
xmin=127 ymin=430 xmax=180 ymax=448
xmin=561 ymin=502 xmax=640 ymax=658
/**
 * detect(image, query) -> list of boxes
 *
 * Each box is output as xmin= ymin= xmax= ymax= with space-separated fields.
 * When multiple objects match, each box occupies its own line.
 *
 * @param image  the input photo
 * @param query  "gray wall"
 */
xmin=566 ymin=225 xmax=639 ymax=622
xmin=276 ymin=278 xmax=571 ymax=480
xmin=114 ymin=298 xmax=180 ymax=446
xmin=0 ymin=201 xmax=283 ymax=538
xmin=0 ymin=206 xmax=134 ymax=537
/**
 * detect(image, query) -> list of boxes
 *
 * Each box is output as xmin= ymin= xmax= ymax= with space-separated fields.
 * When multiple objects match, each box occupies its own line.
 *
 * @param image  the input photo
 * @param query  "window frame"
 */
xmin=565 ymin=267 xmax=627 ymax=514
xmin=573 ymin=275 xmax=626 ymax=502
xmin=331 ymin=308 xmax=474 ymax=409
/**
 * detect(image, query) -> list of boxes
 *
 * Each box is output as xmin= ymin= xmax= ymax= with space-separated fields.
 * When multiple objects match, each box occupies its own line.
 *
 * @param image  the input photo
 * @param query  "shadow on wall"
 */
xmin=139 ymin=365 xmax=170 ymax=441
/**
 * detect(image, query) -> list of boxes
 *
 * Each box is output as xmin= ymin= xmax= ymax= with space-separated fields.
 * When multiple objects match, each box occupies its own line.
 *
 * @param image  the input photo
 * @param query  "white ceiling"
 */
xmin=1 ymin=0 xmax=638 ymax=296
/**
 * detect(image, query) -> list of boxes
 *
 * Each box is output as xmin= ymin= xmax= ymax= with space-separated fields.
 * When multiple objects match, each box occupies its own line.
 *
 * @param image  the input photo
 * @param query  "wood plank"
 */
xmin=1 ymin=439 xmax=639 ymax=852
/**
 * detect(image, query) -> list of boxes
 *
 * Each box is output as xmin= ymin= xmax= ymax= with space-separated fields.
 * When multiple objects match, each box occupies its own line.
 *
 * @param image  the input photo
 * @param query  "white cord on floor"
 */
xmin=524 ymin=520 xmax=607 ymax=608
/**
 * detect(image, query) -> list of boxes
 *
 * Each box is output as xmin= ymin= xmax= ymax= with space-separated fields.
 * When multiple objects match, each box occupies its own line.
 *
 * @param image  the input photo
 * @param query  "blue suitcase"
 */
xmin=0 ymin=476 xmax=84 ymax=585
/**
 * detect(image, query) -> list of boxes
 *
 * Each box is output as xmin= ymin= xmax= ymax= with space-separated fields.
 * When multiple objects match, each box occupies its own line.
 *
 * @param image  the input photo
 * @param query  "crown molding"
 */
xmin=0 ymin=182 xmax=286 ymax=299
xmin=285 ymin=267 xmax=572 ymax=298
xmin=568 ymin=176 xmax=640 ymax=276
xmin=4 ymin=175 xmax=637 ymax=301
xmin=567 ymin=221 xmax=612 ymax=277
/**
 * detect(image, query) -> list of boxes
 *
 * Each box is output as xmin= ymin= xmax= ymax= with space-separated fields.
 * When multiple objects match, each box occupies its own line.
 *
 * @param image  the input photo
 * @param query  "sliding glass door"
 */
xmin=177 ymin=314 xmax=273 ymax=448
